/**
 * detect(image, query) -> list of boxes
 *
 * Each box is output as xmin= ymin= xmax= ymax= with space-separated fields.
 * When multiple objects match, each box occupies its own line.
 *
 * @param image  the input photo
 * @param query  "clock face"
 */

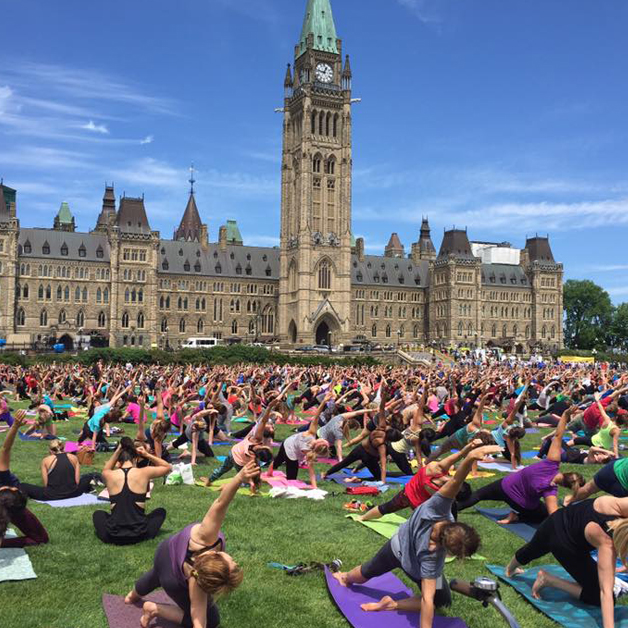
xmin=316 ymin=63 xmax=333 ymax=84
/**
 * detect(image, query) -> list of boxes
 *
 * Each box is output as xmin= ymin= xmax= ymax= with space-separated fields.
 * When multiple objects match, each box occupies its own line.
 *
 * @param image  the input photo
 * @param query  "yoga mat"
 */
xmin=467 ymin=472 xmax=496 ymax=479
xmin=522 ymin=451 xmax=539 ymax=459
xmin=35 ymin=493 xmax=101 ymax=508
xmin=341 ymin=468 xmax=376 ymax=480
xmin=261 ymin=471 xmax=311 ymax=489
xmin=346 ymin=513 xmax=407 ymax=540
xmin=18 ymin=432 xmax=55 ymax=441
xmin=194 ymin=479 xmax=269 ymax=498
xmin=488 ymin=564 xmax=628 ymax=628
xmin=477 ymin=461 xmax=525 ymax=473
xmin=385 ymin=476 xmax=413 ymax=486
xmin=526 ymin=428 xmax=540 ymax=434
xmin=475 ymin=507 xmax=539 ymax=542
xmin=324 ymin=473 xmax=364 ymax=488
xmin=0 ymin=531 xmax=37 ymax=583
xmin=102 ymin=591 xmax=180 ymax=628
xmin=324 ymin=566 xmax=468 ymax=628
xmin=64 ymin=441 xmax=80 ymax=453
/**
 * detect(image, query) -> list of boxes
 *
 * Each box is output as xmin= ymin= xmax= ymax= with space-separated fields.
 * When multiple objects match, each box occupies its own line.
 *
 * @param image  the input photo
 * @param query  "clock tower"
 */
xmin=278 ymin=0 xmax=354 ymax=346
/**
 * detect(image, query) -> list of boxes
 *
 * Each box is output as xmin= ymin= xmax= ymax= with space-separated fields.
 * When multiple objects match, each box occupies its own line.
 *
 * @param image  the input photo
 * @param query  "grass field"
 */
xmin=0 ymin=402 xmax=620 ymax=628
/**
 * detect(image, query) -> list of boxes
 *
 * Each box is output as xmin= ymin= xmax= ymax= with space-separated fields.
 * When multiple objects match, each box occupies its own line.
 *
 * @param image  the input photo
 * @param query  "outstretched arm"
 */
xmin=547 ymin=406 xmax=575 ymax=462
xmin=439 ymin=445 xmax=502 ymax=499
xmin=0 ymin=411 xmax=26 ymax=471
xmin=197 ymin=461 xmax=259 ymax=543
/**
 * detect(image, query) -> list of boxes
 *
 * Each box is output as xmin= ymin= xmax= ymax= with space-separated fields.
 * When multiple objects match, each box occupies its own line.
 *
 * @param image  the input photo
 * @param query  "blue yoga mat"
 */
xmin=19 ymin=432 xmax=56 ymax=441
xmin=488 ymin=564 xmax=628 ymax=627
xmin=323 ymin=473 xmax=363 ymax=488
xmin=522 ymin=451 xmax=539 ymax=459
xmin=475 ymin=507 xmax=539 ymax=542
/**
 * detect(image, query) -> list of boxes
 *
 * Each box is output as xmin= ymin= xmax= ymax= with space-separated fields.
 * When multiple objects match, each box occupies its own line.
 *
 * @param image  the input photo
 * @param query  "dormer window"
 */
xmin=96 ymin=245 xmax=104 ymax=259
xmin=60 ymin=243 xmax=68 ymax=256
xmin=24 ymin=240 xmax=32 ymax=254
xmin=246 ymin=254 xmax=251 ymax=261
xmin=160 ymin=247 xmax=165 ymax=255
xmin=196 ymin=250 xmax=201 ymax=258
xmin=215 ymin=263 xmax=222 ymax=274
xmin=382 ymin=273 xmax=389 ymax=284
xmin=194 ymin=261 xmax=201 ymax=273
xmin=213 ymin=251 xmax=218 ymax=259
xmin=178 ymin=248 xmax=183 ymax=256
xmin=356 ymin=271 xmax=363 ymax=282
xmin=265 ymin=265 xmax=272 ymax=277
xmin=78 ymin=244 xmax=86 ymax=258
xmin=162 ymin=260 xmax=169 ymax=271
xmin=414 ymin=275 xmax=421 ymax=286
xmin=262 ymin=254 xmax=268 ymax=262
xmin=398 ymin=275 xmax=405 ymax=285
xmin=235 ymin=264 xmax=242 ymax=275
xmin=245 ymin=264 xmax=252 ymax=276
xmin=42 ymin=242 xmax=50 ymax=255
xmin=183 ymin=260 xmax=190 ymax=272
xmin=230 ymin=252 xmax=235 ymax=260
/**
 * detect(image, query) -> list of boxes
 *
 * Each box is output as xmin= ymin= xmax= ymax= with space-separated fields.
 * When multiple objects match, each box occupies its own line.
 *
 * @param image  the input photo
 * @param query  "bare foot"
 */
xmin=140 ymin=601 xmax=157 ymax=627
xmin=124 ymin=589 xmax=141 ymax=605
xmin=497 ymin=511 xmax=519 ymax=525
xmin=505 ymin=565 xmax=525 ymax=578
xmin=332 ymin=572 xmax=350 ymax=587
xmin=361 ymin=596 xmax=397 ymax=612
xmin=532 ymin=569 xmax=548 ymax=599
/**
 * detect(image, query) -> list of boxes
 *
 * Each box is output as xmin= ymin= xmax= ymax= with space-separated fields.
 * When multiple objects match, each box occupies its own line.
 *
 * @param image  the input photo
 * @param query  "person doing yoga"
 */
xmin=489 ymin=381 xmax=529 ymax=470
xmin=125 ymin=461 xmax=258 ymax=628
xmin=359 ymin=438 xmax=484 ymax=522
xmin=269 ymin=394 xmax=330 ymax=489
xmin=20 ymin=439 xmax=102 ymax=501
xmin=458 ymin=406 xmax=585 ymax=524
xmin=565 ymin=456 xmax=628 ymax=505
xmin=93 ymin=437 xmax=171 ymax=545
xmin=332 ymin=444 xmax=501 ymax=628
xmin=0 ymin=411 xmax=49 ymax=548
xmin=505 ymin=495 xmax=628 ymax=627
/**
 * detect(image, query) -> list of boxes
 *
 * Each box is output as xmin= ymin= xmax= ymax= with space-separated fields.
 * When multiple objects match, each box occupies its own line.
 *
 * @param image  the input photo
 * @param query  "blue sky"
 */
xmin=1 ymin=0 xmax=627 ymax=299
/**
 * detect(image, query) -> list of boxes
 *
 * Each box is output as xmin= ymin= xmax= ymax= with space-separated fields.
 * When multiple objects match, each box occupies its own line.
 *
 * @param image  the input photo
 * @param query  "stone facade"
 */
xmin=0 ymin=0 xmax=563 ymax=353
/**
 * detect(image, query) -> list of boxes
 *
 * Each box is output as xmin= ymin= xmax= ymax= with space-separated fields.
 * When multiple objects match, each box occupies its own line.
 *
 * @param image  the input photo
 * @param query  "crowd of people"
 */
xmin=2 ymin=360 xmax=628 ymax=627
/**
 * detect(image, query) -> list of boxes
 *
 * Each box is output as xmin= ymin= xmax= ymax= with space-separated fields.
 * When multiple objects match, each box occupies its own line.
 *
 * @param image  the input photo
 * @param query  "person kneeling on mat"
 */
xmin=333 ymin=444 xmax=501 ymax=626
xmin=125 ymin=461 xmax=259 ymax=628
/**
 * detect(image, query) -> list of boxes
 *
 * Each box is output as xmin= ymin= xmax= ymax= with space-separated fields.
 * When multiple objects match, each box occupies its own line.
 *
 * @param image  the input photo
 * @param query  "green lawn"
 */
xmin=0 ymin=404 xmax=616 ymax=628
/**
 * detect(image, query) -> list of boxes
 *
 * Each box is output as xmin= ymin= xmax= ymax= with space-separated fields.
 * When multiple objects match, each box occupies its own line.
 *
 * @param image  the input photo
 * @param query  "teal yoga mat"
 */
xmin=488 ymin=564 xmax=628 ymax=628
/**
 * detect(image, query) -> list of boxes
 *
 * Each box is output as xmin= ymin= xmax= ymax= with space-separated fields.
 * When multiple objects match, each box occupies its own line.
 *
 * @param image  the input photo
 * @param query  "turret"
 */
xmin=53 ymin=201 xmax=76 ymax=232
xmin=95 ymin=184 xmax=116 ymax=232
xmin=385 ymin=233 xmax=404 ymax=258
xmin=412 ymin=216 xmax=436 ymax=262
xmin=437 ymin=228 xmax=473 ymax=261
xmin=284 ymin=64 xmax=293 ymax=99
xmin=342 ymin=55 xmax=352 ymax=91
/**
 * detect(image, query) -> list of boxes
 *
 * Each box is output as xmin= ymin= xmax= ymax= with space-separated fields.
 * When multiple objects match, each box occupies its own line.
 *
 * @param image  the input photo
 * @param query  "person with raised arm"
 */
xmin=92 ymin=437 xmax=171 ymax=545
xmin=332 ymin=445 xmax=501 ymax=628
xmin=490 ymin=380 xmax=529 ymax=470
xmin=126 ymin=461 xmax=259 ymax=628
xmin=269 ymin=394 xmax=330 ymax=489
xmin=458 ymin=406 xmax=585 ymax=523
xmin=0 ymin=411 xmax=49 ymax=548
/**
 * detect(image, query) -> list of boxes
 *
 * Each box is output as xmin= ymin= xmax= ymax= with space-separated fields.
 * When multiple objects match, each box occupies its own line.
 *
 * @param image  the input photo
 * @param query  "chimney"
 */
xmin=356 ymin=237 xmax=365 ymax=262
xmin=219 ymin=225 xmax=227 ymax=251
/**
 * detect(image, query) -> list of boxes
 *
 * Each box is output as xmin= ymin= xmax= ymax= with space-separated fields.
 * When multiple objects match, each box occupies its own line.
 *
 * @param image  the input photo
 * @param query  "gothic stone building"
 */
xmin=0 ymin=0 xmax=563 ymax=353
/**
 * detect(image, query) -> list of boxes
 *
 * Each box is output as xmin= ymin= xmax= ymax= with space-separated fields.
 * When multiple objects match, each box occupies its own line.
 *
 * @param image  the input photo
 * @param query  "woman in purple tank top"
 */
xmin=125 ymin=461 xmax=259 ymax=628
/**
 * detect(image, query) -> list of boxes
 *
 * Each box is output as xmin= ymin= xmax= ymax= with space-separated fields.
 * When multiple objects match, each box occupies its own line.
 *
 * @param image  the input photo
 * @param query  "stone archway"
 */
xmin=288 ymin=320 xmax=297 ymax=344
xmin=314 ymin=314 xmax=340 ymax=347
xmin=58 ymin=334 xmax=74 ymax=351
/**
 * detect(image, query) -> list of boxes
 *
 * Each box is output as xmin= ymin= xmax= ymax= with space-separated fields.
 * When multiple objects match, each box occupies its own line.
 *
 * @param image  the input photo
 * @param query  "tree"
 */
xmin=563 ymin=280 xmax=613 ymax=349
xmin=610 ymin=303 xmax=628 ymax=352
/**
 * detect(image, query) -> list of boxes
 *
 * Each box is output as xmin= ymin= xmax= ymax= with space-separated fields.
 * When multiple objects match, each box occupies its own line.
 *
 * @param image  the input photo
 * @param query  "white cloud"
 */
xmin=140 ymin=135 xmax=154 ymax=145
xmin=81 ymin=120 xmax=109 ymax=135
xmin=0 ymin=85 xmax=15 ymax=114
xmin=0 ymin=145 xmax=93 ymax=170
xmin=396 ymin=0 xmax=444 ymax=25
xmin=608 ymin=287 xmax=628 ymax=297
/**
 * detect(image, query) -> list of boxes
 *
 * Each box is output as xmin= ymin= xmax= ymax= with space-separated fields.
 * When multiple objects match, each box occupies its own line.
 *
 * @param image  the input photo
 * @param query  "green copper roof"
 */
xmin=226 ymin=220 xmax=243 ymax=245
xmin=298 ymin=0 xmax=338 ymax=56
xmin=56 ymin=201 xmax=73 ymax=224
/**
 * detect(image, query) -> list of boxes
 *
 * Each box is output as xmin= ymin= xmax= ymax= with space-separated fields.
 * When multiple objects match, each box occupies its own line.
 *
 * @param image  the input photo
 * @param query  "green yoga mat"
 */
xmin=488 ymin=564 xmax=628 ymax=628
xmin=346 ymin=513 xmax=407 ymax=539
xmin=195 ymin=479 xmax=270 ymax=498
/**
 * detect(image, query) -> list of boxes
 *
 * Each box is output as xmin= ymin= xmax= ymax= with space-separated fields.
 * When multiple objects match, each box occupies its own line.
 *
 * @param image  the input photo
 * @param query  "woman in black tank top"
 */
xmin=93 ymin=437 xmax=171 ymax=545
xmin=505 ymin=496 xmax=628 ymax=623
xmin=20 ymin=440 xmax=101 ymax=501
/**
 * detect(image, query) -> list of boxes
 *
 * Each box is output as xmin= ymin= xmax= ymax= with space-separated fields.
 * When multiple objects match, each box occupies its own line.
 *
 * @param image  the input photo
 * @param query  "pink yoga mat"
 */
xmin=261 ymin=471 xmax=311 ymax=490
xmin=102 ymin=591 xmax=179 ymax=628
xmin=325 ymin=567 xmax=468 ymax=628
xmin=64 ymin=441 xmax=80 ymax=453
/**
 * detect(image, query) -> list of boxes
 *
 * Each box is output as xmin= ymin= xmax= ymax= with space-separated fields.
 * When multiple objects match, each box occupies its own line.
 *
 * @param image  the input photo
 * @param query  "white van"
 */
xmin=182 ymin=337 xmax=223 ymax=349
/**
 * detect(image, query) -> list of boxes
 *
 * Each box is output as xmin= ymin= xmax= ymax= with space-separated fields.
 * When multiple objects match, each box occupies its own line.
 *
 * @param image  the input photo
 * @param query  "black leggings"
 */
xmin=325 ymin=444 xmax=382 ymax=480
xmin=573 ymin=436 xmax=594 ymax=447
xmin=457 ymin=478 xmax=548 ymax=523
xmin=171 ymin=433 xmax=214 ymax=458
xmin=361 ymin=540 xmax=451 ymax=607
xmin=231 ymin=423 xmax=255 ymax=439
xmin=21 ymin=473 xmax=102 ymax=501
xmin=135 ymin=535 xmax=220 ymax=628
xmin=386 ymin=443 xmax=413 ymax=476
xmin=515 ymin=516 xmax=602 ymax=606
xmin=272 ymin=443 xmax=300 ymax=480
xmin=77 ymin=422 xmax=107 ymax=445
xmin=93 ymin=508 xmax=166 ymax=546
xmin=378 ymin=489 xmax=412 ymax=515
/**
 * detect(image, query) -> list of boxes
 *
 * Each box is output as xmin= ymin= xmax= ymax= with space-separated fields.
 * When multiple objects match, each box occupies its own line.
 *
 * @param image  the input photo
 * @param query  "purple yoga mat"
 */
xmin=324 ymin=567 xmax=468 ymax=628
xmin=102 ymin=591 xmax=179 ymax=628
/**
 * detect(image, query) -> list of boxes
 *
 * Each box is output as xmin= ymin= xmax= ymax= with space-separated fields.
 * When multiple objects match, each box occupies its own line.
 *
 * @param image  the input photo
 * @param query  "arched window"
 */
xmin=46 ymin=284 xmax=51 ymax=300
xmin=513 ymin=324 xmax=518 ymax=338
xmin=40 ymin=309 xmax=47 ymax=327
xmin=125 ymin=288 xmax=130 ymax=303
xmin=138 ymin=289 xmax=143 ymax=303
xmin=121 ymin=312 xmax=129 ymax=328
xmin=63 ymin=286 xmax=69 ymax=301
xmin=458 ymin=322 xmax=463 ymax=336
xmin=502 ymin=324 xmax=507 ymax=337
xmin=491 ymin=324 xmax=497 ymax=337
xmin=137 ymin=312 xmax=145 ymax=329
xmin=131 ymin=289 xmax=137 ymax=303
xmin=318 ymin=260 xmax=331 ymax=291
xmin=333 ymin=114 xmax=338 ymax=138
xmin=542 ymin=326 xmax=547 ymax=338
xmin=319 ymin=110 xmax=325 ymax=135
xmin=58 ymin=310 xmax=66 ymax=324
xmin=231 ymin=320 xmax=238 ymax=335
xmin=76 ymin=310 xmax=85 ymax=328
xmin=311 ymin=110 xmax=316 ymax=135
xmin=75 ymin=286 xmax=81 ymax=302
xmin=38 ymin=285 xmax=44 ymax=300
xmin=83 ymin=287 xmax=88 ymax=302
xmin=22 ymin=284 xmax=29 ymax=299
xmin=179 ymin=318 xmax=186 ymax=333
xmin=98 ymin=312 xmax=106 ymax=328
xmin=249 ymin=319 xmax=255 ymax=334
xmin=326 ymin=111 xmax=331 ymax=136
xmin=97 ymin=288 xmax=102 ymax=304
xmin=312 ymin=155 xmax=321 ymax=173
xmin=161 ymin=317 xmax=168 ymax=333
xmin=197 ymin=319 xmax=204 ymax=334
xmin=413 ymin=325 xmax=419 ymax=339
xmin=385 ymin=324 xmax=391 ymax=338
xmin=56 ymin=285 xmax=62 ymax=301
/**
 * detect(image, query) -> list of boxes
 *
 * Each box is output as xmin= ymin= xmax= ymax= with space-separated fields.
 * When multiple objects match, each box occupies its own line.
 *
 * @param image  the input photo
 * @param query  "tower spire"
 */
xmin=189 ymin=163 xmax=196 ymax=196
xmin=298 ymin=0 xmax=338 ymax=56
